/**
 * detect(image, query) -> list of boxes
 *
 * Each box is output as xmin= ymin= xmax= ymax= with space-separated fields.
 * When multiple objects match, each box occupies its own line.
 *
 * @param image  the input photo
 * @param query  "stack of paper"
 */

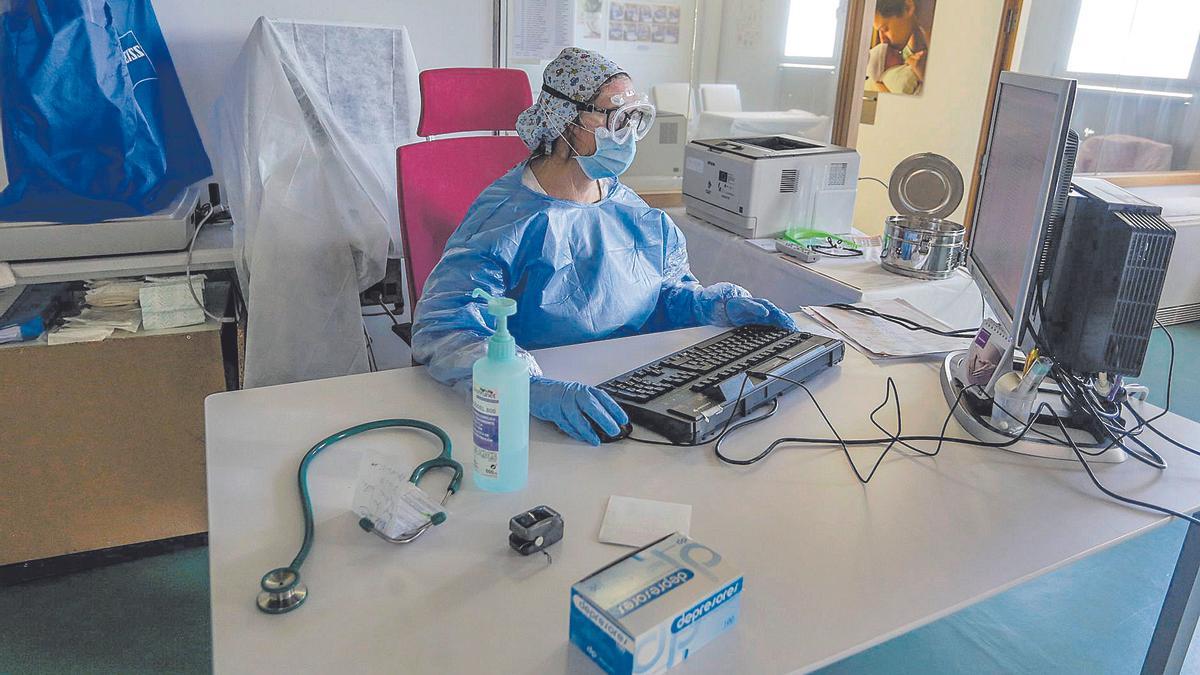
xmin=47 ymin=325 xmax=116 ymax=345
xmin=85 ymin=278 xmax=145 ymax=307
xmin=62 ymin=307 xmax=142 ymax=333
xmin=805 ymin=298 xmax=969 ymax=359
xmin=140 ymin=275 xmax=206 ymax=330
xmin=50 ymin=278 xmax=143 ymax=344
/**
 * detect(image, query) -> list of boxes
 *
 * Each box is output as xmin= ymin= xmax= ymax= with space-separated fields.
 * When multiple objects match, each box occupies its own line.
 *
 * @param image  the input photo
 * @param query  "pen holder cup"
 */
xmin=989 ymin=371 xmax=1036 ymax=436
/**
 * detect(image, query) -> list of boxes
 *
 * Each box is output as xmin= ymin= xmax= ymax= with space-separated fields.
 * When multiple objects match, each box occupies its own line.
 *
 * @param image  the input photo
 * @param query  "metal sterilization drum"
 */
xmin=879 ymin=215 xmax=966 ymax=280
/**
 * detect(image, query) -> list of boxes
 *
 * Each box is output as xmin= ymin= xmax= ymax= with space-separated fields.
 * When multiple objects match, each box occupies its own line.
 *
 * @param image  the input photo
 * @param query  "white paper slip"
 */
xmin=598 ymin=495 xmax=692 ymax=548
xmin=746 ymin=238 xmax=778 ymax=252
xmin=47 ymin=325 xmax=114 ymax=345
xmin=352 ymin=451 xmax=446 ymax=539
xmin=807 ymin=298 xmax=969 ymax=359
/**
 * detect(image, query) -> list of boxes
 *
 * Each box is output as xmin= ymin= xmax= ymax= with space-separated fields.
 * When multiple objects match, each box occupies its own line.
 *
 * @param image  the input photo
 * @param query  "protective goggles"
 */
xmin=542 ymin=83 xmax=657 ymax=140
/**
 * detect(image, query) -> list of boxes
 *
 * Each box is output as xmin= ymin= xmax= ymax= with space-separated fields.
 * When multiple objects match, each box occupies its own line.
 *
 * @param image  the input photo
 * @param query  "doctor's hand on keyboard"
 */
xmin=724 ymin=297 xmax=797 ymax=331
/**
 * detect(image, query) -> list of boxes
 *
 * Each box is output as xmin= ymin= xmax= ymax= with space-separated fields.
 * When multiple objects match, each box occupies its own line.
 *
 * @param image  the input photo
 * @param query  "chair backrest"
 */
xmin=699 ymin=83 xmax=743 ymax=113
xmin=1076 ymin=133 xmax=1173 ymax=173
xmin=397 ymin=68 xmax=533 ymax=305
xmin=652 ymin=82 xmax=696 ymax=120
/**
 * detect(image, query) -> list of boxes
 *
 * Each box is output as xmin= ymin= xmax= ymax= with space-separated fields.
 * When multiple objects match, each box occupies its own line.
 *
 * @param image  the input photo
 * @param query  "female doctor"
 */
xmin=411 ymin=47 xmax=796 ymax=445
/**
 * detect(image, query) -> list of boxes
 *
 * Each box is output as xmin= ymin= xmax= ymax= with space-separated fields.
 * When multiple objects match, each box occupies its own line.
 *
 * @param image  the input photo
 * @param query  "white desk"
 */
xmin=8 ymin=222 xmax=234 ymax=285
xmin=670 ymin=208 xmax=984 ymax=330
xmin=206 ymin=316 xmax=1200 ymax=674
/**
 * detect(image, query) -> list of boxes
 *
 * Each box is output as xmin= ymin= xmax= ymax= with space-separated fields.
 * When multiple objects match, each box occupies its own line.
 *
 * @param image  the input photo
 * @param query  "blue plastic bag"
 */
xmin=0 ymin=0 xmax=211 ymax=222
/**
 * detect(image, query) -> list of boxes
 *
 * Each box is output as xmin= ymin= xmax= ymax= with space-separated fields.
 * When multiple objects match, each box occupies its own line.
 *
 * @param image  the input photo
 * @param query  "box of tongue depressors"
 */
xmin=569 ymin=532 xmax=743 ymax=674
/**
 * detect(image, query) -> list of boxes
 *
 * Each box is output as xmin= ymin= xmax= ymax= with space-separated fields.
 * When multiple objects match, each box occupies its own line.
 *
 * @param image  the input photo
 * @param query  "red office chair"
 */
xmin=394 ymin=68 xmax=533 ymax=344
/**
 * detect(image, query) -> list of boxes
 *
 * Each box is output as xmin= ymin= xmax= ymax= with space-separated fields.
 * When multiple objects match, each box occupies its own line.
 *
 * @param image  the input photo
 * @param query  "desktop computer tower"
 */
xmin=1040 ymin=177 xmax=1175 ymax=377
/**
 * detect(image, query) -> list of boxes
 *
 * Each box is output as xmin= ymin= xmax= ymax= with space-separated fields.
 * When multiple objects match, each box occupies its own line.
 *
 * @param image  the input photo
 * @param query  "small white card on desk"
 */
xmin=352 ymin=451 xmax=445 ymax=539
xmin=746 ymin=238 xmax=778 ymax=252
xmin=598 ymin=495 xmax=692 ymax=547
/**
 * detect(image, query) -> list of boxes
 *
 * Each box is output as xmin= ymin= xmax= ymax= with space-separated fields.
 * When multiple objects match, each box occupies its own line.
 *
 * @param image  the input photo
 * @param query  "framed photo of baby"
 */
xmin=866 ymin=0 xmax=936 ymax=96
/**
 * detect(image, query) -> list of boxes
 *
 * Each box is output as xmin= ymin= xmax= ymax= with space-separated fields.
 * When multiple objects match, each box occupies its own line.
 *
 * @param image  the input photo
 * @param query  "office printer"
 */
xmin=682 ymin=135 xmax=859 ymax=238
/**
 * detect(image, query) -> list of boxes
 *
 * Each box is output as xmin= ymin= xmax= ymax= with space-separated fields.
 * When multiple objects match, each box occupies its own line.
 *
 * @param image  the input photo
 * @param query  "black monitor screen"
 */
xmin=970 ymin=84 xmax=1065 ymax=319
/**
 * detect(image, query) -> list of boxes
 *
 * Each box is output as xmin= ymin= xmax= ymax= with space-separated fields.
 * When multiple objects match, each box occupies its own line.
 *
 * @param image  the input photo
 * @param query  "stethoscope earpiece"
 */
xmin=256 ymin=566 xmax=307 ymax=614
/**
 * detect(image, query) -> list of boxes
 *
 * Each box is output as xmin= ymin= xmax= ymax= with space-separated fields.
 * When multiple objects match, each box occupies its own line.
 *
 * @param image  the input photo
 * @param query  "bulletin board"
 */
xmin=498 ymin=0 xmax=699 ymax=100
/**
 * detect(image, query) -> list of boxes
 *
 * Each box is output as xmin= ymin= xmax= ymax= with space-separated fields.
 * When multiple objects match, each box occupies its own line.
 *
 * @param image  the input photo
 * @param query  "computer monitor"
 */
xmin=966 ymin=72 xmax=1076 ymax=354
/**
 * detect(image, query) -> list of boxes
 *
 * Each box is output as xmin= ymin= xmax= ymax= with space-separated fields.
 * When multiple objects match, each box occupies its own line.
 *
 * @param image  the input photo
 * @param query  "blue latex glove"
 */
xmin=724 ymin=297 xmax=797 ymax=331
xmin=530 ymin=377 xmax=630 ymax=446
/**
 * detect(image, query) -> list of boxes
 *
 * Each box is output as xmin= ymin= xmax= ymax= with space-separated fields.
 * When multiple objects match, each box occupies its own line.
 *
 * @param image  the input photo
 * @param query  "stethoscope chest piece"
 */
xmin=257 ymin=567 xmax=307 ymax=614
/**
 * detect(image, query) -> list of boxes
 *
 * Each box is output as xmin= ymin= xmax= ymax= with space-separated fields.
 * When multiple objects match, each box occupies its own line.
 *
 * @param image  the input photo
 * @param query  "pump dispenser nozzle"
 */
xmin=472 ymin=289 xmax=518 ymax=360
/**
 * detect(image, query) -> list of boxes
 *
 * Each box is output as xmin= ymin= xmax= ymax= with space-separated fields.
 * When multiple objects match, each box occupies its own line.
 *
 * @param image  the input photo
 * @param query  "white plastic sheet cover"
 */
xmin=212 ymin=17 xmax=419 ymax=387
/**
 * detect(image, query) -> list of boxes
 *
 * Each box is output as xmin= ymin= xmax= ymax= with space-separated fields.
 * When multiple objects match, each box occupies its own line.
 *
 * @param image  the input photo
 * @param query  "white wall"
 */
xmin=712 ymin=0 xmax=791 ymax=111
xmin=505 ymin=0 xmax=699 ymax=99
xmin=152 ymin=0 xmax=494 ymax=158
xmin=852 ymin=0 xmax=1006 ymax=235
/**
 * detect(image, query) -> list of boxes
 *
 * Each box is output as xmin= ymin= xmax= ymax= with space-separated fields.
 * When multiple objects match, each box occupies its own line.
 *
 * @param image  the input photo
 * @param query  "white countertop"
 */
xmin=205 ymin=315 xmax=1200 ymax=674
xmin=668 ymin=207 xmax=983 ymax=330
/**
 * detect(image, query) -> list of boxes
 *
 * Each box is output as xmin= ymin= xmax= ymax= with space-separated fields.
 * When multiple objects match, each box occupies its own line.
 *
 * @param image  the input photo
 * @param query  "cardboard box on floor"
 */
xmin=0 ymin=322 xmax=224 ymax=565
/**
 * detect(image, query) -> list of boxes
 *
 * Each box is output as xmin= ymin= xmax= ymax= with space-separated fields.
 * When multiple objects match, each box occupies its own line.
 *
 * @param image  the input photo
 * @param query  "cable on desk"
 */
xmin=715 ymin=371 xmax=1200 ymax=526
xmin=1025 ymin=286 xmax=1185 ymax=471
xmin=626 ymin=296 xmax=1195 ymax=524
xmin=709 ymin=304 xmax=1198 ymax=525
xmin=823 ymin=303 xmax=978 ymax=339
xmin=858 ymin=176 xmax=890 ymax=190
xmin=1050 ymin=411 xmax=1200 ymax=528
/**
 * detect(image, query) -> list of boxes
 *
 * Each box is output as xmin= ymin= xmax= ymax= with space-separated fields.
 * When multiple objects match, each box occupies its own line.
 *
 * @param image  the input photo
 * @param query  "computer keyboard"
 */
xmin=599 ymin=325 xmax=845 ymax=444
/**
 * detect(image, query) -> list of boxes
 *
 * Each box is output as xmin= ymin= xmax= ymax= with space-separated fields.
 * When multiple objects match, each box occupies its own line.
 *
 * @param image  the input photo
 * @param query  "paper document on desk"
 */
xmin=598 ymin=495 xmax=692 ymax=547
xmin=805 ymin=299 xmax=968 ymax=359
xmin=47 ymin=325 xmax=115 ymax=345
xmin=63 ymin=307 xmax=142 ymax=333
xmin=352 ymin=451 xmax=446 ymax=539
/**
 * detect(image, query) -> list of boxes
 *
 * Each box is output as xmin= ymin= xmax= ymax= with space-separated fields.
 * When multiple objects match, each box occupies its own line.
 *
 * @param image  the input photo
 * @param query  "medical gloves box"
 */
xmin=569 ymin=532 xmax=742 ymax=675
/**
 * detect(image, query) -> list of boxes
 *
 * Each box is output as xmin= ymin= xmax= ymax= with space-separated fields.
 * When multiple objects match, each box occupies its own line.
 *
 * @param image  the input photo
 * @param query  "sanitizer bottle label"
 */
xmin=473 ymin=384 xmax=500 ymax=478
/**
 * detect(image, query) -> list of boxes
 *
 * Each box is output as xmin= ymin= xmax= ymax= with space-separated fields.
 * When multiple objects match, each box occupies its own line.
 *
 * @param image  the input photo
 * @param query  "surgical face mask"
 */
xmin=569 ymin=126 xmax=638 ymax=180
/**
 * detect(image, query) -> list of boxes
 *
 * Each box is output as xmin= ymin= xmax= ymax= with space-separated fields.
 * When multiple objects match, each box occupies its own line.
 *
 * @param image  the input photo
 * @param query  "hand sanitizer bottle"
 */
xmin=471 ymin=289 xmax=530 ymax=492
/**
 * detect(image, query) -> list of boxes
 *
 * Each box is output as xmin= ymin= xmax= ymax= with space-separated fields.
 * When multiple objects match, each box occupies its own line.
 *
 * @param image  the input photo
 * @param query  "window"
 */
xmin=1066 ymin=0 xmax=1200 ymax=80
xmin=784 ymin=0 xmax=840 ymax=59
xmin=1018 ymin=0 xmax=1200 ymax=175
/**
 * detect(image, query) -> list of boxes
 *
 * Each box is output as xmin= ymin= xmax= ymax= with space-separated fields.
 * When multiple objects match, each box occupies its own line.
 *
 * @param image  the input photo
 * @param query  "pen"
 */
xmin=1023 ymin=348 xmax=1039 ymax=376
xmin=1016 ymin=356 xmax=1053 ymax=395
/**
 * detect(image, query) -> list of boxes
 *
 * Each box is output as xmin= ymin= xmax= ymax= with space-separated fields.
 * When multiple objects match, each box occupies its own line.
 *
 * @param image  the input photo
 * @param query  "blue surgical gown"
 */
xmin=411 ymin=162 xmax=752 ymax=391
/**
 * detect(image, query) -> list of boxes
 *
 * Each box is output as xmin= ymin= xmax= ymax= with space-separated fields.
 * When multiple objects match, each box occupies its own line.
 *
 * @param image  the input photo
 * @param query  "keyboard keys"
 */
xmin=601 ymin=328 xmax=818 ymax=405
